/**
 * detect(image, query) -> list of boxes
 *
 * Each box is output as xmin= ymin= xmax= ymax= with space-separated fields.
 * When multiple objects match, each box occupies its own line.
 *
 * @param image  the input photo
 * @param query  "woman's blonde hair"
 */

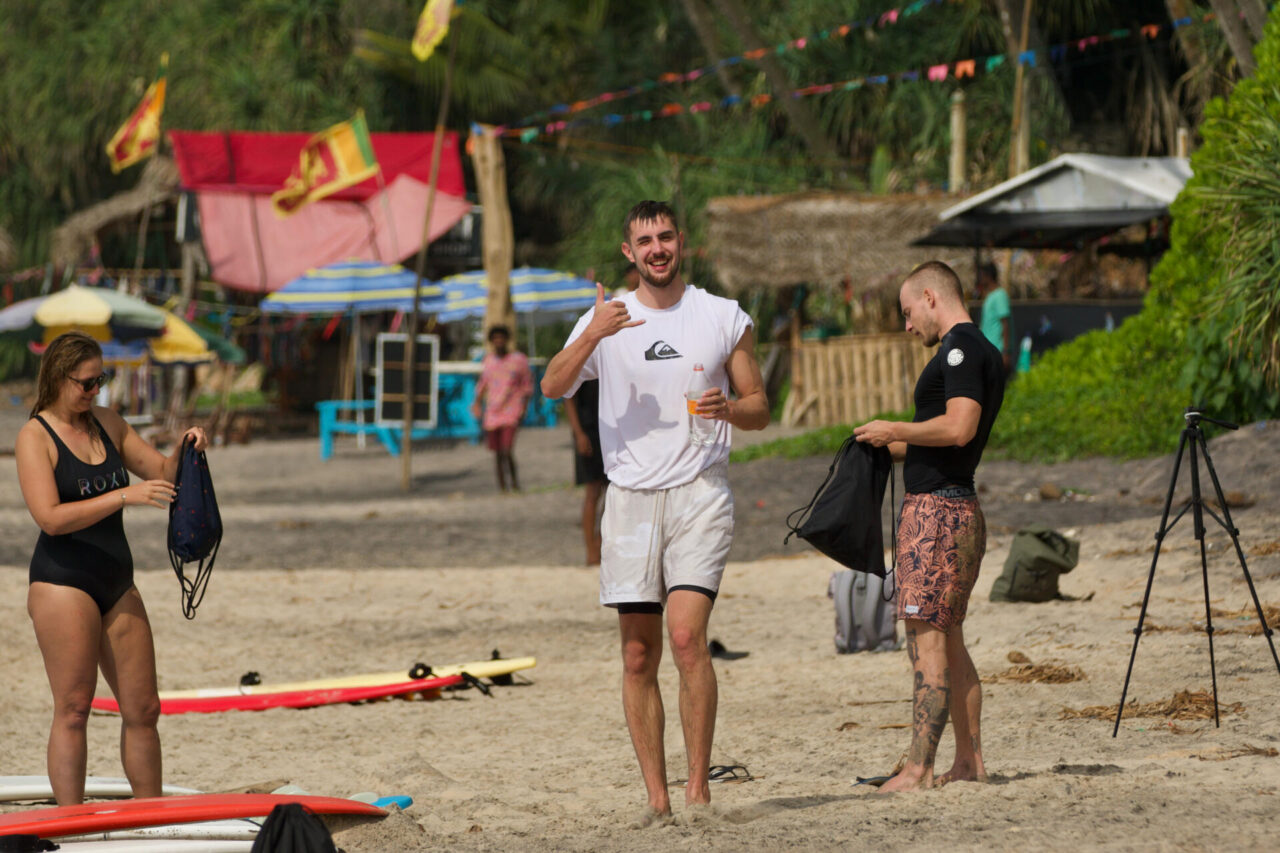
xmin=31 ymin=331 xmax=103 ymax=417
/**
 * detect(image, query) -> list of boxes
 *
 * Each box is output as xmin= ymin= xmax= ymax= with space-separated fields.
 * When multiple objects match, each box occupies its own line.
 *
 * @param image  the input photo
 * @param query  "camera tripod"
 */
xmin=1113 ymin=408 xmax=1280 ymax=736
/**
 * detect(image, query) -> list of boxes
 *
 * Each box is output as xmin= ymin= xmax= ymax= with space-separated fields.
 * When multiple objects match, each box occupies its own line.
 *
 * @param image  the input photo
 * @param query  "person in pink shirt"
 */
xmin=472 ymin=325 xmax=533 ymax=492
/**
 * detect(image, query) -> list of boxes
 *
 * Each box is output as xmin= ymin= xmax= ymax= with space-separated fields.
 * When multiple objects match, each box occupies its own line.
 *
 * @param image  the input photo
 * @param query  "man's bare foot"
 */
xmin=877 ymin=769 xmax=932 ymax=793
xmin=683 ymin=803 xmax=721 ymax=825
xmin=630 ymin=805 xmax=677 ymax=829
xmin=935 ymin=763 xmax=988 ymax=787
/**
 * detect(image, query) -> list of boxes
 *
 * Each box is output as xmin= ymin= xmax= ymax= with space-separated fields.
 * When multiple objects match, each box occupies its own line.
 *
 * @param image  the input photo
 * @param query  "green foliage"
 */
xmin=1145 ymin=4 xmax=1280 ymax=423
xmin=194 ymin=389 xmax=271 ymax=411
xmin=989 ymin=311 xmax=1188 ymax=460
xmin=0 ymin=0 xmax=506 ymax=268
xmin=989 ymin=5 xmax=1280 ymax=460
xmin=729 ymin=410 xmax=911 ymax=463
xmin=0 ymin=338 xmax=37 ymax=383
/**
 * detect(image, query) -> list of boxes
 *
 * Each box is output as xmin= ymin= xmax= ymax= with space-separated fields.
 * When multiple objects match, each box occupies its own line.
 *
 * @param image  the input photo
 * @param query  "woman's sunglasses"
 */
xmin=70 ymin=373 xmax=108 ymax=393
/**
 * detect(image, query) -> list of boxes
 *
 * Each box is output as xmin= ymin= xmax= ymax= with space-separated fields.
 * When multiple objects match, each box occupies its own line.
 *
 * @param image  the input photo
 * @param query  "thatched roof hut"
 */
xmin=0 ymin=224 xmax=15 ymax=270
xmin=50 ymin=156 xmax=180 ymax=268
xmin=704 ymin=192 xmax=971 ymax=294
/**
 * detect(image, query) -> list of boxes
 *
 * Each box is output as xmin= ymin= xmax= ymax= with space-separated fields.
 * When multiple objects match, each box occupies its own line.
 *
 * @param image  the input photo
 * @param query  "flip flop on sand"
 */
xmin=708 ymin=765 xmax=753 ymax=783
xmin=852 ymin=775 xmax=892 ymax=787
xmin=669 ymin=765 xmax=756 ymax=787
xmin=708 ymin=639 xmax=749 ymax=660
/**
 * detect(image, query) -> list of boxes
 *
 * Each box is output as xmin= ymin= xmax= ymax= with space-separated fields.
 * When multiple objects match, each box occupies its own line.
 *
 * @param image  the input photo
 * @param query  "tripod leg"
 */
xmin=1114 ymin=428 xmax=1189 ymax=737
xmin=1188 ymin=432 xmax=1220 ymax=728
xmin=1197 ymin=431 xmax=1280 ymax=680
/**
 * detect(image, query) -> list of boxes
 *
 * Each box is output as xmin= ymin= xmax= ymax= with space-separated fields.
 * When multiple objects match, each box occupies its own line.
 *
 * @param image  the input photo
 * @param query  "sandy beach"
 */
xmin=2 ymin=409 xmax=1280 ymax=851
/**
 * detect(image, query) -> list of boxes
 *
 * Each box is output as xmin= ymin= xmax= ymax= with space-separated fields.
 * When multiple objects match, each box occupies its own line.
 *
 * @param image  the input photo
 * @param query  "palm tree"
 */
xmin=0 ymin=224 xmax=15 ymax=271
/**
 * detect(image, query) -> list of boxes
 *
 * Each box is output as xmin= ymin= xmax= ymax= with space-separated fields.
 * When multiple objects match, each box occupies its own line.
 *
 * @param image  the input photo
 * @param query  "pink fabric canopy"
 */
xmin=168 ymin=130 xmax=469 ymax=293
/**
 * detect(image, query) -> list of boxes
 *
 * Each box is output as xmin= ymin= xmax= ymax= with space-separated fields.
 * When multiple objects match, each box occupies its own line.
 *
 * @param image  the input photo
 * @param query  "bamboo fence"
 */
xmin=783 ymin=332 xmax=934 ymax=428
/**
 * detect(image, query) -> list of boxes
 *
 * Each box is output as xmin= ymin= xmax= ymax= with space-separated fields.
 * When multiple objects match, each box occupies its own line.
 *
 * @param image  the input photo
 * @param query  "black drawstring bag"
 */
xmin=249 ymin=803 xmax=339 ymax=853
xmin=168 ymin=436 xmax=222 ymax=619
xmin=785 ymin=435 xmax=895 ymax=577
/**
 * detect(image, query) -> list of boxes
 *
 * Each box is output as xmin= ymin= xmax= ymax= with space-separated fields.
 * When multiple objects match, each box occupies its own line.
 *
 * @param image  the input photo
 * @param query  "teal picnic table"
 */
xmin=315 ymin=362 xmax=557 ymax=460
xmin=315 ymin=400 xmax=435 ymax=460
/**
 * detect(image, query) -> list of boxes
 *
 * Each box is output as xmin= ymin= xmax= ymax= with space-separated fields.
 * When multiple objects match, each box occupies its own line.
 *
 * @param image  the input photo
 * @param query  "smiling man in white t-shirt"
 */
xmin=542 ymin=200 xmax=769 ymax=825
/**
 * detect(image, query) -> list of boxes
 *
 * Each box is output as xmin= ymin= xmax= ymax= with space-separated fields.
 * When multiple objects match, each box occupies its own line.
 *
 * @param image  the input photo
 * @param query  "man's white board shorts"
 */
xmin=599 ymin=462 xmax=734 ymax=607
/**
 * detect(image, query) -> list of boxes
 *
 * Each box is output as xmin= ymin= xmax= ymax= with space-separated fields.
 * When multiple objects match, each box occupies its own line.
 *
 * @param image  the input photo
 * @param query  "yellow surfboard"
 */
xmin=151 ymin=657 xmax=536 ymax=700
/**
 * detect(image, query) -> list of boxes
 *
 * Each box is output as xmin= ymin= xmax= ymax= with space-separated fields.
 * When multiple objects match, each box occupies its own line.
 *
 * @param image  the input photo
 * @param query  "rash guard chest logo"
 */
xmin=644 ymin=341 xmax=683 ymax=361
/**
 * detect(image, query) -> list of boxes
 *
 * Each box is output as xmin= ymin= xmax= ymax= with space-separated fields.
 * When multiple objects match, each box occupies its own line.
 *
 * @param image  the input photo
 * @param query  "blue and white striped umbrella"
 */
xmin=261 ymin=260 xmax=446 ymax=315
xmin=436 ymin=267 xmax=597 ymax=323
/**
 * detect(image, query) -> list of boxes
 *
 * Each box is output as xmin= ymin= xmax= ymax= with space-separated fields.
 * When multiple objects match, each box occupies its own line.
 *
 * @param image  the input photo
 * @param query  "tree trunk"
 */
xmin=1238 ymin=0 xmax=1268 ymax=42
xmin=1163 ymin=0 xmax=1205 ymax=68
xmin=992 ymin=0 xmax=1067 ymax=175
xmin=708 ymin=0 xmax=838 ymax=161
xmin=1007 ymin=0 xmax=1034 ymax=177
xmin=678 ymin=0 xmax=742 ymax=98
xmin=991 ymin=0 xmax=1068 ymax=106
xmin=471 ymin=127 xmax=516 ymax=339
xmin=1208 ymin=0 xmax=1258 ymax=76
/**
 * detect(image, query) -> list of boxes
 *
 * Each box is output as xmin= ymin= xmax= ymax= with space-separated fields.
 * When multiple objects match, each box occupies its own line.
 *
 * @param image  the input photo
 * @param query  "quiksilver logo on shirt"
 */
xmin=644 ymin=341 xmax=683 ymax=361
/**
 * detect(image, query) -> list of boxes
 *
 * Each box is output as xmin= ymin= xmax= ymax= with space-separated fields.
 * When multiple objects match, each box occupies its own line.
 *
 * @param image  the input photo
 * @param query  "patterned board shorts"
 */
xmin=894 ymin=493 xmax=987 ymax=631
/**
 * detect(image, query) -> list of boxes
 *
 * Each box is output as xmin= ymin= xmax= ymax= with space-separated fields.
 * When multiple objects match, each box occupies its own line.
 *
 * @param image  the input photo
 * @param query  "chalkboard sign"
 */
xmin=375 ymin=333 xmax=439 ymax=429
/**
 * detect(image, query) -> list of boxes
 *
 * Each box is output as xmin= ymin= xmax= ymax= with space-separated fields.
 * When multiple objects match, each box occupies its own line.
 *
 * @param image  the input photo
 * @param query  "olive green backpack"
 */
xmin=989 ymin=524 xmax=1080 ymax=603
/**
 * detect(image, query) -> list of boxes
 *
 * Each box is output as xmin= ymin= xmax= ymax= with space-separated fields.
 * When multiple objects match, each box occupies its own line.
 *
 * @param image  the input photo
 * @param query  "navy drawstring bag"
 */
xmin=250 ymin=803 xmax=338 ymax=853
xmin=168 ymin=436 xmax=221 ymax=619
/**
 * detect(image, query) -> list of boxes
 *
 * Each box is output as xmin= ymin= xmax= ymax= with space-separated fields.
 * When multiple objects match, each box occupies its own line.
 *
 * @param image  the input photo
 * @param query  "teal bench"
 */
xmin=315 ymin=400 xmax=433 ymax=461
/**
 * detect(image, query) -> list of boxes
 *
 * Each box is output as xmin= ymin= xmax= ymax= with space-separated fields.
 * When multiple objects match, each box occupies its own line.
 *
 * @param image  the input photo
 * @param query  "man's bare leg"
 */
xmin=666 ymin=590 xmax=716 ymax=806
xmin=503 ymin=451 xmax=521 ymax=492
xmin=619 ymin=611 xmax=670 ymax=817
xmin=937 ymin=624 xmax=986 ymax=784
xmin=880 ymin=620 xmax=949 ymax=792
xmin=582 ymin=481 xmax=603 ymax=566
xmin=493 ymin=452 xmax=507 ymax=492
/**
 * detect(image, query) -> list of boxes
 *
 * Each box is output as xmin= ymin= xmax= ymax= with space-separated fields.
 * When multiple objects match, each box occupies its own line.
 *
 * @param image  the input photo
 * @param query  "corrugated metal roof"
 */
xmin=913 ymin=154 xmax=1191 ymax=249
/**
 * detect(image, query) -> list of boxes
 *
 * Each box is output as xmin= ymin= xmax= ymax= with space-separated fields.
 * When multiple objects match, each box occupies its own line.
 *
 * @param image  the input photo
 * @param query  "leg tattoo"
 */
xmin=907 ymin=669 xmax=950 ymax=767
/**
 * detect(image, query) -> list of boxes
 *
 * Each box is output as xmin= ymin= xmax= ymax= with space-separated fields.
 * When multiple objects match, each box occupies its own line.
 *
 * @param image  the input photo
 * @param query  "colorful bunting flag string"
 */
xmin=494 ymin=0 xmax=955 ymax=136
xmin=489 ymin=11 xmax=1224 ymax=145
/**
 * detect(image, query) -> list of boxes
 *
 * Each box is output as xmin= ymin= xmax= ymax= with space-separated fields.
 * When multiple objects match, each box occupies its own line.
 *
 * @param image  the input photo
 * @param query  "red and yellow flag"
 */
xmin=106 ymin=54 xmax=168 ymax=174
xmin=411 ymin=0 xmax=453 ymax=61
xmin=270 ymin=111 xmax=381 ymax=218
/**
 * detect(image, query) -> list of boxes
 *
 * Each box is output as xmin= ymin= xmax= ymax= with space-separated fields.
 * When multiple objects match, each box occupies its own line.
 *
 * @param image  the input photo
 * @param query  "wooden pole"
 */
xmin=1008 ymin=0 xmax=1034 ymax=179
xmin=949 ymin=89 xmax=967 ymax=194
xmin=373 ymin=168 xmax=402 ymax=261
xmin=470 ymin=125 xmax=516 ymax=341
xmin=131 ymin=203 xmax=152 ymax=295
xmin=400 ymin=26 xmax=459 ymax=493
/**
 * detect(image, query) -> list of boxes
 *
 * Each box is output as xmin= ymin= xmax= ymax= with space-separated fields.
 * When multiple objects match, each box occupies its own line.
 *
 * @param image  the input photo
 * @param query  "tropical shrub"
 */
xmin=990 ymin=6 xmax=1280 ymax=460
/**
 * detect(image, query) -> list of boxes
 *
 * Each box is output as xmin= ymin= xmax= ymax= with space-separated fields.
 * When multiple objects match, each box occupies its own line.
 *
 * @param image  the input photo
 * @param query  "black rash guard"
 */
xmin=903 ymin=322 xmax=1005 ymax=494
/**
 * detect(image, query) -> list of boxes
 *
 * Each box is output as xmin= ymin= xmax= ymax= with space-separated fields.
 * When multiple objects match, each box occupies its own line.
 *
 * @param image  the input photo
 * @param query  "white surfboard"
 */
xmin=56 ymin=817 xmax=260 ymax=842
xmin=0 ymin=776 xmax=202 ymax=803
xmin=53 ymin=841 xmax=252 ymax=852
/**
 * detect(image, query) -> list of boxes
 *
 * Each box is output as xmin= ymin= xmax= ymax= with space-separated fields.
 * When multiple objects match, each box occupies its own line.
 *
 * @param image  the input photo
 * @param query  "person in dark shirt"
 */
xmin=854 ymin=260 xmax=1005 ymax=792
xmin=563 ymin=378 xmax=607 ymax=565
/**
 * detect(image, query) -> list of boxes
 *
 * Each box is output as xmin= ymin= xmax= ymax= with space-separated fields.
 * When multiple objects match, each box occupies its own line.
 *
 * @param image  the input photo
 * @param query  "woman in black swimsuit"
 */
xmin=15 ymin=332 xmax=208 ymax=805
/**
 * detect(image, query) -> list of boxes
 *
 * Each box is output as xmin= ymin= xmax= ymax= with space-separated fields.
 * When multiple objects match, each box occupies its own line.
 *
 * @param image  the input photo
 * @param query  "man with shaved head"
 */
xmin=854 ymin=260 xmax=1005 ymax=792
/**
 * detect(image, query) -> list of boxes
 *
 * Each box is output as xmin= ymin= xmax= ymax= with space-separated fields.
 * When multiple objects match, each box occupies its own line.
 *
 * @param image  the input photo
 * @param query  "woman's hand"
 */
xmin=124 ymin=480 xmax=177 ymax=509
xmin=182 ymin=426 xmax=209 ymax=452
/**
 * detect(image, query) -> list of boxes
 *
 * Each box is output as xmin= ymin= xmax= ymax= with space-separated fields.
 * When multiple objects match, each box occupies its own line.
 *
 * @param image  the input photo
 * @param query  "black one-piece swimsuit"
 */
xmin=29 ymin=414 xmax=134 ymax=614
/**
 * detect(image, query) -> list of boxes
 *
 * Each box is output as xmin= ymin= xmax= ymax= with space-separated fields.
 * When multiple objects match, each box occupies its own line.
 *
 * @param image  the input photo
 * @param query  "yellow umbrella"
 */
xmin=99 ymin=310 xmax=214 ymax=367
xmin=35 ymin=284 xmax=168 ymax=344
xmin=150 ymin=311 xmax=213 ymax=364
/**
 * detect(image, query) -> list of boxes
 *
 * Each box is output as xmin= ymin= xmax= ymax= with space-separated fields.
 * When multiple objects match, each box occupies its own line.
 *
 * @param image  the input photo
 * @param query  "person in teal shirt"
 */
xmin=976 ymin=262 xmax=1013 ymax=375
